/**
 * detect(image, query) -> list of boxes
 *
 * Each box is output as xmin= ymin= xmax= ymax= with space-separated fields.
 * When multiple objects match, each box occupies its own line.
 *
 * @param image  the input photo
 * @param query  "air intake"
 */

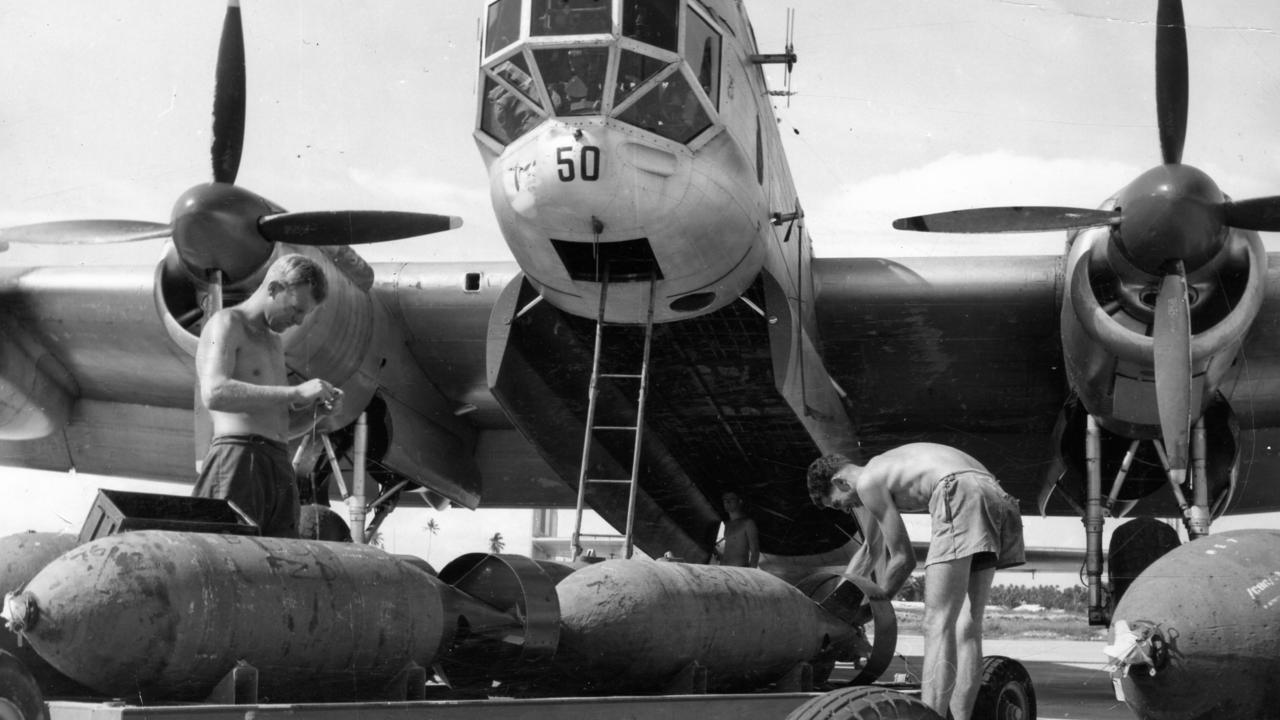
xmin=551 ymin=237 xmax=664 ymax=282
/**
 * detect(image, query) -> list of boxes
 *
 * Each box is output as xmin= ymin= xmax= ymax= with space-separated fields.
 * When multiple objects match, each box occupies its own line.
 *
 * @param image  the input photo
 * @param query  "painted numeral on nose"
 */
xmin=556 ymin=145 xmax=600 ymax=182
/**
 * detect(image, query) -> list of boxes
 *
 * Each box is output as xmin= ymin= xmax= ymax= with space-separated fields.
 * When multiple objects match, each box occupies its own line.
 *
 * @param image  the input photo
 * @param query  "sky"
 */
xmin=2 ymin=1 xmax=1280 ymax=555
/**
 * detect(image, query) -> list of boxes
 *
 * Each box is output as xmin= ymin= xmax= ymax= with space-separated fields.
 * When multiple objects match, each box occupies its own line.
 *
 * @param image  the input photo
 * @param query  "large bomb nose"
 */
xmin=1115 ymin=164 xmax=1226 ymax=274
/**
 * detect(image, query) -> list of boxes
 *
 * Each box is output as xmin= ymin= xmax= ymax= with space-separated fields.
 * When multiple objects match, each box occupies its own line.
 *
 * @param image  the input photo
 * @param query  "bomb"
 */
xmin=550 ymin=559 xmax=874 ymax=692
xmin=1105 ymin=529 xmax=1280 ymax=720
xmin=0 ymin=531 xmax=90 ymax=695
xmin=3 ymin=531 xmax=461 ymax=702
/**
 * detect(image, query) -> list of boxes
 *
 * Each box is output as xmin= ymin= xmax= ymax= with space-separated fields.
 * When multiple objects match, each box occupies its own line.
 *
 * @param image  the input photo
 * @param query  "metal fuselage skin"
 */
xmin=474 ymin=0 xmax=805 ymax=326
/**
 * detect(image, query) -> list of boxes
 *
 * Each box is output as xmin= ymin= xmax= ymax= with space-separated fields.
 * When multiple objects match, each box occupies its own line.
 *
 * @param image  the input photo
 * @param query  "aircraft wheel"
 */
xmin=1108 ymin=517 xmax=1179 ymax=609
xmin=298 ymin=503 xmax=352 ymax=542
xmin=0 ymin=651 xmax=48 ymax=720
xmin=785 ymin=686 xmax=942 ymax=720
xmin=973 ymin=656 xmax=1036 ymax=720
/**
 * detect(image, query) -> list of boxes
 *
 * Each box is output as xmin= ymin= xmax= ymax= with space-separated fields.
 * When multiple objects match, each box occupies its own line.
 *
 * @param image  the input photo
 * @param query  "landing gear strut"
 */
xmin=294 ymin=411 xmax=421 ymax=545
xmin=1082 ymin=414 xmax=1211 ymax=624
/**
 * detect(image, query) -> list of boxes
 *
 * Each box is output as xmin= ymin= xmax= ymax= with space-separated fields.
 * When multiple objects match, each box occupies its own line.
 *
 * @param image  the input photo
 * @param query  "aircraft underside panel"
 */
xmin=487 ymin=273 xmax=859 ymax=558
xmin=0 ymin=399 xmax=195 ymax=482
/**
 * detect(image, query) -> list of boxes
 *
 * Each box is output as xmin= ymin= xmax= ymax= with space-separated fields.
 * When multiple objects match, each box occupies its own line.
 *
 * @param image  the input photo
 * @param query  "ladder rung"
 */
xmin=600 ymin=372 xmax=642 ymax=379
xmin=593 ymin=425 xmax=638 ymax=431
xmin=587 ymin=478 xmax=634 ymax=484
xmin=577 ymin=533 xmax=625 ymax=539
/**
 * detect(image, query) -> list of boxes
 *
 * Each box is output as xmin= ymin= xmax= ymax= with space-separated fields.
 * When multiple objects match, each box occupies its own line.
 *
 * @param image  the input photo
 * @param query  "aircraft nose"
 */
xmin=498 ymin=125 xmax=689 ymax=237
xmin=1115 ymin=164 xmax=1227 ymax=274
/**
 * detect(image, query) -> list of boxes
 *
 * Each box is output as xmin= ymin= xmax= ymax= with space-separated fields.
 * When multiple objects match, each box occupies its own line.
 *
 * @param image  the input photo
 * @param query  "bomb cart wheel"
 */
xmin=0 ymin=651 xmax=47 ymax=720
xmin=785 ymin=686 xmax=943 ymax=720
xmin=973 ymin=656 xmax=1036 ymax=720
xmin=298 ymin=503 xmax=352 ymax=542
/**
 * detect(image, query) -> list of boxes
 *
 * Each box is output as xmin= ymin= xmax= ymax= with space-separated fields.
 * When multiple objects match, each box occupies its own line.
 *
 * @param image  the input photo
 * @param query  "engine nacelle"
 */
xmin=1060 ymin=224 xmax=1265 ymax=439
xmin=154 ymin=243 xmax=380 ymax=429
xmin=154 ymin=243 xmax=482 ymax=507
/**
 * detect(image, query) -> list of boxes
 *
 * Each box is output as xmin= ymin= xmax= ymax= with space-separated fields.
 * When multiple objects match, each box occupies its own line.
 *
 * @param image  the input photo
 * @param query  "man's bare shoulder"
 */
xmin=200 ymin=307 xmax=250 ymax=341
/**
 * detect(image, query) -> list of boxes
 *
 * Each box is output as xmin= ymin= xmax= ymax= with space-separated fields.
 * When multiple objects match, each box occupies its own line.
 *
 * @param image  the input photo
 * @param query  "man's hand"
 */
xmin=319 ymin=388 xmax=344 ymax=416
xmin=291 ymin=379 xmax=340 ymax=412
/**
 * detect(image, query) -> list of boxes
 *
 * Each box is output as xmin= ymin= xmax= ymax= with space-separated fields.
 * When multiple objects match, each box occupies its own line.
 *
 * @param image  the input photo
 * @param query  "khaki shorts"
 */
xmin=925 ymin=470 xmax=1025 ymax=571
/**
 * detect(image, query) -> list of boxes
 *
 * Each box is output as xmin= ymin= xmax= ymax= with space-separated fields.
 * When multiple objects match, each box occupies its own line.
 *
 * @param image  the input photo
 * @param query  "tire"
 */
xmin=298 ymin=503 xmax=352 ymax=542
xmin=0 ymin=651 xmax=47 ymax=720
xmin=973 ymin=656 xmax=1036 ymax=720
xmin=786 ymin=686 xmax=943 ymax=720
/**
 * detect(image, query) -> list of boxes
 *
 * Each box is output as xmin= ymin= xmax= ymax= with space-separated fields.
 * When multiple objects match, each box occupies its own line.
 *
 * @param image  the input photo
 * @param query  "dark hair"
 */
xmin=806 ymin=454 xmax=851 ymax=507
xmin=266 ymin=253 xmax=329 ymax=303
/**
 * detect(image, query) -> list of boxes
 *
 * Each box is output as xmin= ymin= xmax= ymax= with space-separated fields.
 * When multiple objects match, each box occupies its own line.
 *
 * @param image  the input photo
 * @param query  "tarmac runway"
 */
xmin=833 ymin=635 xmax=1134 ymax=720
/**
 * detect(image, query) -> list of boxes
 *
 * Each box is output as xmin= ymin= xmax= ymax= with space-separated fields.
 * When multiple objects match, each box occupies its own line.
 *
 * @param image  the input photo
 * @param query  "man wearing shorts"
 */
xmin=193 ymin=254 xmax=343 ymax=538
xmin=807 ymin=443 xmax=1024 ymax=720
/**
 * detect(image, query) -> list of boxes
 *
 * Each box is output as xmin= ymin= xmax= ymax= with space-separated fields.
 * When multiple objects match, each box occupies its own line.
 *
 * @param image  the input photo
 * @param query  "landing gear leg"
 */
xmin=1152 ymin=416 xmax=1211 ymax=540
xmin=1084 ymin=415 xmax=1108 ymax=625
xmin=1187 ymin=416 xmax=1211 ymax=538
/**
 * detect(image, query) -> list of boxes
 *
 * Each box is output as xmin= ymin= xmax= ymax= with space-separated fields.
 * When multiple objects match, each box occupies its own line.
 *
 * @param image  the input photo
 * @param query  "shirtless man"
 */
xmin=716 ymin=491 xmax=760 ymax=567
xmin=806 ymin=443 xmax=1024 ymax=720
xmin=193 ymin=254 xmax=343 ymax=538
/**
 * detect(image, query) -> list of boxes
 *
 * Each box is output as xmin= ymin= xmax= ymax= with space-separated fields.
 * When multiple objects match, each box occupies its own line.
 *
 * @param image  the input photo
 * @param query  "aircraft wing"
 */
xmin=0 ymin=264 xmax=198 ymax=480
xmin=813 ymin=253 xmax=1280 ymax=518
xmin=0 ymin=259 xmax=788 ymax=563
xmin=814 ymin=255 xmax=1069 ymax=513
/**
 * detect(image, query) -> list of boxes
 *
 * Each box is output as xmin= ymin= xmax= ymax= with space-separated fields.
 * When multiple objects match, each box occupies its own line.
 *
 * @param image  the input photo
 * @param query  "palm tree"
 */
xmin=423 ymin=518 xmax=440 ymax=560
xmin=488 ymin=532 xmax=505 ymax=554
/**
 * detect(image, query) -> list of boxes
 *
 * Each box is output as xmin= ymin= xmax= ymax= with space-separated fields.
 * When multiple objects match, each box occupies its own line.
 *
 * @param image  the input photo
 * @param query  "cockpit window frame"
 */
xmin=484 ymin=0 xmax=526 ymax=60
xmin=529 ymin=0 xmax=615 ymax=38
xmin=478 ymin=47 xmax=551 ymax=148
xmin=477 ymin=0 xmax=725 ymax=149
xmin=682 ymin=1 xmax=721 ymax=110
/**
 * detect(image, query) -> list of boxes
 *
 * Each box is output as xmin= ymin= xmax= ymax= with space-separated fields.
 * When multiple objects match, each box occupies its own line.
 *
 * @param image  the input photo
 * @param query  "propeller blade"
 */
xmin=0 ymin=220 xmax=171 ymax=244
xmin=258 ymin=211 xmax=463 ymax=246
xmin=211 ymin=0 xmax=246 ymax=185
xmin=1153 ymin=263 xmax=1193 ymax=472
xmin=892 ymin=207 xmax=1120 ymax=234
xmin=1223 ymin=196 xmax=1280 ymax=231
xmin=1155 ymin=0 xmax=1188 ymax=165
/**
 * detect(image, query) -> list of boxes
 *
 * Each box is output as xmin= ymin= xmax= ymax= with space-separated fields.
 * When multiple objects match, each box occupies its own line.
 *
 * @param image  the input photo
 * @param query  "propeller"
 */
xmin=0 ymin=0 xmax=462 ymax=275
xmin=0 ymin=1 xmax=466 ymax=471
xmin=1152 ymin=261 xmax=1192 ymax=480
xmin=259 ymin=211 xmax=462 ymax=246
xmin=1155 ymin=0 xmax=1188 ymax=165
xmin=212 ymin=0 xmax=247 ymax=185
xmin=892 ymin=207 xmax=1120 ymax=234
xmin=0 ymin=220 xmax=172 ymax=246
xmin=891 ymin=0 xmax=1272 ymax=494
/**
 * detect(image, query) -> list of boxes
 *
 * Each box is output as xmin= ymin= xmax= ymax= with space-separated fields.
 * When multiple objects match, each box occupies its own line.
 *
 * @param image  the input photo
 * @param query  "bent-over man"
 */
xmin=807 ymin=443 xmax=1024 ymax=720
xmin=193 ymin=253 xmax=343 ymax=537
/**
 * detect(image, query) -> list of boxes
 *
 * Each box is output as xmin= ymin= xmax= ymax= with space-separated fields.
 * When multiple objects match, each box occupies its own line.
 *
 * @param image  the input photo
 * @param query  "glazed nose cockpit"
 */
xmin=473 ymin=0 xmax=773 ymax=324
xmin=478 ymin=0 xmax=718 ymax=148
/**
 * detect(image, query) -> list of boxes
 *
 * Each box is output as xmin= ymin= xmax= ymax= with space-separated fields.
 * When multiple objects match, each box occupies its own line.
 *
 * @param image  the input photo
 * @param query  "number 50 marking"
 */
xmin=556 ymin=145 xmax=600 ymax=181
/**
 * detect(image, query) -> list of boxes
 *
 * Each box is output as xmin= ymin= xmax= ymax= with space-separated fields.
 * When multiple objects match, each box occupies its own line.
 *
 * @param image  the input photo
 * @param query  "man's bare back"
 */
xmin=856 ymin=443 xmax=989 ymax=512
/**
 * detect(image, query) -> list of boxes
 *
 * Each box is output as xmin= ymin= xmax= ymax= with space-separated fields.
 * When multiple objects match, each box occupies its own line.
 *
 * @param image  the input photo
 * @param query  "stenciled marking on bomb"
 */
xmin=1245 ymin=571 xmax=1280 ymax=610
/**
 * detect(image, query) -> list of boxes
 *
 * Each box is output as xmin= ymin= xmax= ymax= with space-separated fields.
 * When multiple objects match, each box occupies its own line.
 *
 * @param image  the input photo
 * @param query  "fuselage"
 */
xmin=474 ymin=0 xmax=804 ymax=324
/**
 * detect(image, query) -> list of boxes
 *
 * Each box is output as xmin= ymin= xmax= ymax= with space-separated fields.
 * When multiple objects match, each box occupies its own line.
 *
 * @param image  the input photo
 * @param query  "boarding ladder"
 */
xmin=571 ymin=271 xmax=656 ymax=561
